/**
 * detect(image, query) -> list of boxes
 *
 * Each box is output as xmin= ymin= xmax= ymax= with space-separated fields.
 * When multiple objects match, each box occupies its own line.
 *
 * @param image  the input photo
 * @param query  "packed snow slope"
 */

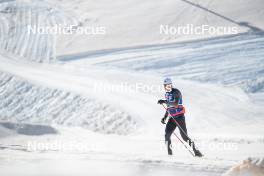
xmin=62 ymin=32 xmax=264 ymax=94
xmin=1 ymin=0 xmax=264 ymax=59
xmin=47 ymin=0 xmax=264 ymax=55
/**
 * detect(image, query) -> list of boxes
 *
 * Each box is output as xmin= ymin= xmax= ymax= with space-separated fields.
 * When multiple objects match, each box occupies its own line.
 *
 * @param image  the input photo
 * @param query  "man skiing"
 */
xmin=158 ymin=78 xmax=203 ymax=157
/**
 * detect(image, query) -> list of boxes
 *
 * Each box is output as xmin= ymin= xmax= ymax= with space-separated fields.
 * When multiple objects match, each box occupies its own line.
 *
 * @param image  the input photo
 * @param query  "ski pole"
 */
xmin=161 ymin=104 xmax=195 ymax=156
xmin=161 ymin=104 xmax=194 ymax=145
xmin=171 ymin=128 xmax=195 ymax=157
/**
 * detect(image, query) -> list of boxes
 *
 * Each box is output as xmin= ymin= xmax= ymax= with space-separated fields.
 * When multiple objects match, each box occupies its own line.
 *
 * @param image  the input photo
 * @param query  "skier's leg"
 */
xmin=165 ymin=118 xmax=176 ymax=155
xmin=176 ymin=116 xmax=203 ymax=157
xmin=176 ymin=116 xmax=192 ymax=146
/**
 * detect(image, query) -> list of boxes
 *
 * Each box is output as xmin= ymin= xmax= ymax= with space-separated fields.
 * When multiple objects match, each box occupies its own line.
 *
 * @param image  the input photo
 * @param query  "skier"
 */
xmin=158 ymin=78 xmax=203 ymax=157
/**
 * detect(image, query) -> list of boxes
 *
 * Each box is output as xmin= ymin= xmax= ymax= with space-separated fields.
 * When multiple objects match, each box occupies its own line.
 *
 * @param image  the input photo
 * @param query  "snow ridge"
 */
xmin=0 ymin=1 xmax=77 ymax=62
xmin=0 ymin=72 xmax=137 ymax=135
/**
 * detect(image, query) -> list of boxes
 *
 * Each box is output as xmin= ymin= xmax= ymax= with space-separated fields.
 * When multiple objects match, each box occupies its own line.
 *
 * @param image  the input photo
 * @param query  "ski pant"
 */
xmin=165 ymin=115 xmax=195 ymax=151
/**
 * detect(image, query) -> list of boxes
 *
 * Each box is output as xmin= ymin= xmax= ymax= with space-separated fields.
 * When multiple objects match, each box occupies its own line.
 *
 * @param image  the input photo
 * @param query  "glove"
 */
xmin=161 ymin=117 xmax=166 ymax=124
xmin=157 ymin=99 xmax=167 ymax=104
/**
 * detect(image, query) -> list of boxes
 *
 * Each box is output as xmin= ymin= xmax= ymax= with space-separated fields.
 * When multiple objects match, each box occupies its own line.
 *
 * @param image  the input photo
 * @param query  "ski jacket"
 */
xmin=165 ymin=88 xmax=185 ymax=117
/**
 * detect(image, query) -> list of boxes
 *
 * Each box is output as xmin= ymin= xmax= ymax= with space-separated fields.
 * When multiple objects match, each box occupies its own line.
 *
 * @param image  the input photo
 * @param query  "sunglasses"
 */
xmin=164 ymin=84 xmax=172 ymax=89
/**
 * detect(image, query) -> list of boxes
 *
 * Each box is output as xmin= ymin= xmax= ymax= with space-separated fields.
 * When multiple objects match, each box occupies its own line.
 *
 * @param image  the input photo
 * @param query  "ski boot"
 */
xmin=168 ymin=147 xmax=173 ymax=155
xmin=167 ymin=142 xmax=173 ymax=155
xmin=194 ymin=149 xmax=203 ymax=157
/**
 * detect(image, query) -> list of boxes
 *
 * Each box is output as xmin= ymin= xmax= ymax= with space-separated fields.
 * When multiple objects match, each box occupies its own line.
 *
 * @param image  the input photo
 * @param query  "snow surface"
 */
xmin=48 ymin=0 xmax=264 ymax=55
xmin=1 ymin=0 xmax=264 ymax=58
xmin=1 ymin=35 xmax=264 ymax=175
xmin=0 ymin=0 xmax=264 ymax=176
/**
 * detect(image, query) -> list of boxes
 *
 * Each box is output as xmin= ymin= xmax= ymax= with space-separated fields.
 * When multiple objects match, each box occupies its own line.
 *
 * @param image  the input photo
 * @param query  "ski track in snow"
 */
xmin=0 ymin=1 xmax=79 ymax=62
